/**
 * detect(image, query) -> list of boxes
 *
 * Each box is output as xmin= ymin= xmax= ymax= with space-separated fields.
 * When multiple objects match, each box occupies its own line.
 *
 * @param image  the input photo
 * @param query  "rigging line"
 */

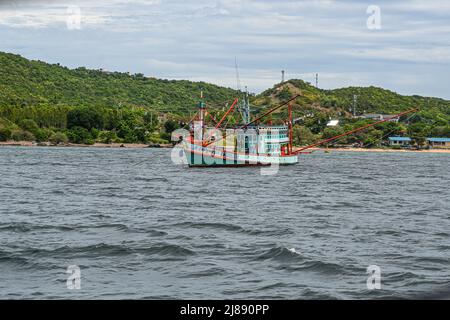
xmin=215 ymin=98 xmax=239 ymax=130
xmin=222 ymin=104 xmax=238 ymax=129
xmin=223 ymin=110 xmax=235 ymax=129
xmin=203 ymin=95 xmax=300 ymax=148
xmin=322 ymin=112 xmax=419 ymax=149
xmin=179 ymin=110 xmax=199 ymax=130
xmin=294 ymin=108 xmax=419 ymax=153
xmin=361 ymin=113 xmax=419 ymax=148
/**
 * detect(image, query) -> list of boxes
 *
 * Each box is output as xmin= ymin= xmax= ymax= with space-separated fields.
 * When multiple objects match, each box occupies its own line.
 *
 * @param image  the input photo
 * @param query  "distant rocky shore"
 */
xmin=1 ymin=141 xmax=449 ymax=153
xmin=0 ymin=141 xmax=172 ymax=148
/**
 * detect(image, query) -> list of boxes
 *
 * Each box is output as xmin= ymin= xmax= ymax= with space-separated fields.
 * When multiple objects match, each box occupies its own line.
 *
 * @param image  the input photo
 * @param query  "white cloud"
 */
xmin=0 ymin=0 xmax=449 ymax=98
xmin=0 ymin=0 xmax=161 ymax=29
xmin=339 ymin=47 xmax=450 ymax=64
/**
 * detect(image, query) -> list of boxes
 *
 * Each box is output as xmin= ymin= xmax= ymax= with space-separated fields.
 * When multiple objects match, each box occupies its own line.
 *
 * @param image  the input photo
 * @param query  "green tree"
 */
xmin=11 ymin=129 xmax=35 ymax=141
xmin=361 ymin=128 xmax=383 ymax=147
xmin=374 ymin=121 xmax=406 ymax=137
xmin=292 ymin=125 xmax=316 ymax=146
xmin=0 ymin=128 xmax=12 ymax=141
xmin=164 ymin=119 xmax=179 ymax=134
xmin=67 ymin=108 xmax=104 ymax=130
xmin=408 ymin=122 xmax=431 ymax=147
xmin=34 ymin=128 xmax=53 ymax=142
xmin=117 ymin=121 xmax=138 ymax=143
xmin=143 ymin=111 xmax=159 ymax=129
xmin=49 ymin=132 xmax=68 ymax=145
xmin=431 ymin=126 xmax=450 ymax=138
xmin=67 ymin=126 xmax=92 ymax=144
xmin=277 ymin=87 xmax=292 ymax=100
xmin=98 ymin=131 xmax=118 ymax=144
xmin=322 ymin=126 xmax=345 ymax=140
xmin=18 ymin=119 xmax=39 ymax=132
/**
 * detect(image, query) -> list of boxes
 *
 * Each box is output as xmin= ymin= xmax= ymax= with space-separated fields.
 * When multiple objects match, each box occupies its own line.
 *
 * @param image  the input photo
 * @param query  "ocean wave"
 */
xmin=146 ymin=243 xmax=195 ymax=257
xmin=375 ymin=229 xmax=405 ymax=236
xmin=246 ymin=228 xmax=293 ymax=236
xmin=0 ymin=250 xmax=29 ymax=265
xmin=256 ymin=247 xmax=306 ymax=262
xmin=80 ymin=223 xmax=131 ymax=232
xmin=256 ymin=247 xmax=353 ymax=275
xmin=171 ymin=221 xmax=245 ymax=232
xmin=0 ymin=221 xmax=167 ymax=234
xmin=89 ymin=223 xmax=168 ymax=236
xmin=1 ymin=242 xmax=195 ymax=260
xmin=169 ymin=221 xmax=291 ymax=237
xmin=0 ymin=222 xmax=75 ymax=233
xmin=134 ymin=177 xmax=169 ymax=183
xmin=178 ymin=266 xmax=227 ymax=278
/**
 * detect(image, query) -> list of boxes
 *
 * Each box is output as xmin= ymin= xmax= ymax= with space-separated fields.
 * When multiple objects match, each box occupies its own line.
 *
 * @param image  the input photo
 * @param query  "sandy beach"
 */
xmin=1 ymin=141 xmax=449 ymax=153
xmin=0 ymin=141 xmax=172 ymax=148
xmin=303 ymin=147 xmax=450 ymax=154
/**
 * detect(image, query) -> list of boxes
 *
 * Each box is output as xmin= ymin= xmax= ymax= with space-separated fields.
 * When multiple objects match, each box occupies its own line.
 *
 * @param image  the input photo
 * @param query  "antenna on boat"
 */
xmin=198 ymin=89 xmax=206 ymax=122
xmin=234 ymin=58 xmax=250 ymax=124
xmin=237 ymin=85 xmax=250 ymax=125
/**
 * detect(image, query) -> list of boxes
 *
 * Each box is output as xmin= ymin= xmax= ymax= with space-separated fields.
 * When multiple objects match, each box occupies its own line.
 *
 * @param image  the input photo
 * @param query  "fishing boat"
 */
xmin=182 ymin=91 xmax=299 ymax=167
xmin=181 ymin=91 xmax=418 ymax=168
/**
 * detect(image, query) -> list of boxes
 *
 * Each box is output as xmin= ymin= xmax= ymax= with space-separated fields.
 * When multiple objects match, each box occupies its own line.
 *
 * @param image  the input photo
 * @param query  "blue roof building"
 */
xmin=427 ymin=137 xmax=450 ymax=149
xmin=388 ymin=137 xmax=411 ymax=146
xmin=427 ymin=138 xmax=450 ymax=143
xmin=388 ymin=137 xmax=412 ymax=142
xmin=388 ymin=136 xmax=450 ymax=149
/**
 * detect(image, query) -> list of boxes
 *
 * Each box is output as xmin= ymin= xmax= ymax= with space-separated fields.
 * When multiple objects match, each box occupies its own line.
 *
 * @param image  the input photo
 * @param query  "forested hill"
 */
xmin=1 ymin=51 xmax=449 ymax=118
xmin=255 ymin=79 xmax=450 ymax=119
xmin=0 ymin=51 xmax=449 ymax=145
xmin=0 ymin=51 xmax=238 ymax=113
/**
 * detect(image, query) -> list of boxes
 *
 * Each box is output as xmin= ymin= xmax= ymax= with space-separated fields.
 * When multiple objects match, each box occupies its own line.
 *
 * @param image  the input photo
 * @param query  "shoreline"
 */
xmin=1 ymin=141 xmax=449 ymax=153
xmin=301 ymin=147 xmax=450 ymax=154
xmin=0 ymin=141 xmax=172 ymax=148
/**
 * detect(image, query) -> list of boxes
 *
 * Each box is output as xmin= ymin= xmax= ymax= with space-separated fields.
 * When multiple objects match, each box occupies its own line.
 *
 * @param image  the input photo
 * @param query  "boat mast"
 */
xmin=193 ymin=91 xmax=206 ymax=145
xmin=198 ymin=90 xmax=206 ymax=123
xmin=238 ymin=87 xmax=251 ymax=125
xmin=234 ymin=58 xmax=250 ymax=125
xmin=203 ymin=95 xmax=300 ymax=148
xmin=243 ymin=87 xmax=250 ymax=124
xmin=288 ymin=102 xmax=293 ymax=154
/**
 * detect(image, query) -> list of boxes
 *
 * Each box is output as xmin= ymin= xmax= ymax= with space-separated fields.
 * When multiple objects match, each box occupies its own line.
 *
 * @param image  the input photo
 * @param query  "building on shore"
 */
xmin=358 ymin=114 xmax=399 ymax=123
xmin=426 ymin=138 xmax=450 ymax=149
xmin=388 ymin=136 xmax=450 ymax=149
xmin=388 ymin=136 xmax=412 ymax=147
xmin=326 ymin=120 xmax=340 ymax=127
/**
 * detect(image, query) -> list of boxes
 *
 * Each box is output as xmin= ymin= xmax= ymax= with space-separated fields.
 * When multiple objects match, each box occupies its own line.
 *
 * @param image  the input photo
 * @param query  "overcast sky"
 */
xmin=0 ymin=0 xmax=449 ymax=98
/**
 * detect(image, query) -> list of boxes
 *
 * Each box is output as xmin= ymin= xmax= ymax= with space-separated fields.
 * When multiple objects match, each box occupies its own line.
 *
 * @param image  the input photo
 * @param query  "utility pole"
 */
xmin=352 ymin=95 xmax=358 ymax=117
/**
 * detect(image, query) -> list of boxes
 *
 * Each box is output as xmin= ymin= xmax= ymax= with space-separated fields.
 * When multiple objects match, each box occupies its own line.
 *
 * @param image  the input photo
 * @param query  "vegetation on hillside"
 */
xmin=254 ymin=79 xmax=450 ymax=147
xmin=0 ymin=52 xmax=238 ymax=144
xmin=0 ymin=52 xmax=449 ymax=146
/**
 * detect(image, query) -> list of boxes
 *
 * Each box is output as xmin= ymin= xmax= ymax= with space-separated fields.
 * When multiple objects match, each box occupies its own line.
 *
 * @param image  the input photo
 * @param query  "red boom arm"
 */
xmin=294 ymin=108 xmax=419 ymax=153
xmin=215 ymin=98 xmax=239 ymax=129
